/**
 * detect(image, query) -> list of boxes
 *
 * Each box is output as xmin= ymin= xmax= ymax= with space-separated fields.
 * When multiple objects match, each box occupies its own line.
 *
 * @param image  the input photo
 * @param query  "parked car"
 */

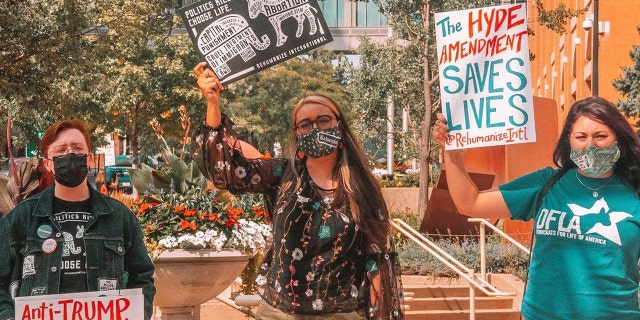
xmin=105 ymin=155 xmax=134 ymax=194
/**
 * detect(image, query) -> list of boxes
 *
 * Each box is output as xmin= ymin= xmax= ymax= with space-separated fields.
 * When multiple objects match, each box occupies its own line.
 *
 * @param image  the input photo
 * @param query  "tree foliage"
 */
xmin=1 ymin=0 xmax=348 ymax=167
xmin=349 ymin=0 xmax=493 ymax=215
xmin=531 ymin=0 xmax=588 ymax=34
xmin=90 ymin=0 xmax=203 ymax=165
xmin=224 ymin=50 xmax=351 ymax=155
xmin=0 ymin=0 xmax=103 ymax=152
xmin=613 ymin=25 xmax=640 ymax=130
xmin=349 ymin=0 xmax=584 ymax=215
xmin=0 ymin=0 xmax=204 ymax=166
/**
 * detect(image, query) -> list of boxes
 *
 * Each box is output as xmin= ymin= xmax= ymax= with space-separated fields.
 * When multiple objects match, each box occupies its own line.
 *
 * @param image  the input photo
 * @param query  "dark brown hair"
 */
xmin=553 ymin=96 xmax=640 ymax=196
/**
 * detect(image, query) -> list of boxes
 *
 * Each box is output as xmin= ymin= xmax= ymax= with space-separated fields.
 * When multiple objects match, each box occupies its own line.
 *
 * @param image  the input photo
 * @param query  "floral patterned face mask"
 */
xmin=570 ymin=141 xmax=620 ymax=177
xmin=296 ymin=127 xmax=342 ymax=158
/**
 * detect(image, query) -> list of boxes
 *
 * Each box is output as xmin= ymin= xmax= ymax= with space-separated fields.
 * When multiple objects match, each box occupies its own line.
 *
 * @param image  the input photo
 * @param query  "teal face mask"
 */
xmin=570 ymin=141 xmax=620 ymax=177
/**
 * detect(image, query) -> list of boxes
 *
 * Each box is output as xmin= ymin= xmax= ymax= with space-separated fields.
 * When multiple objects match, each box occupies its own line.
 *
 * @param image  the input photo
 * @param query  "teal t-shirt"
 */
xmin=500 ymin=167 xmax=640 ymax=320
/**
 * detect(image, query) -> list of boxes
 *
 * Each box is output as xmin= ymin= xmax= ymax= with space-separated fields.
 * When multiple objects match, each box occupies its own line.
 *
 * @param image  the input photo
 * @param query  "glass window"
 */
xmin=178 ymin=0 xmax=198 ymax=7
xmin=319 ymin=0 xmax=343 ymax=27
xmin=356 ymin=1 xmax=387 ymax=27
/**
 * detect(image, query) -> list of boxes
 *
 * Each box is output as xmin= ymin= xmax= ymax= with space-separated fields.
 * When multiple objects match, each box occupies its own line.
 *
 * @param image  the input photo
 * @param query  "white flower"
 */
xmin=312 ymin=298 xmax=323 ymax=310
xmin=136 ymin=184 xmax=272 ymax=254
xmin=235 ymin=166 xmax=247 ymax=179
xmin=251 ymin=174 xmax=261 ymax=184
xmin=158 ymin=236 xmax=178 ymax=248
xmin=371 ymin=168 xmax=387 ymax=177
xmin=255 ymin=275 xmax=267 ymax=286
xmin=351 ymin=285 xmax=359 ymax=297
xmin=306 ymin=272 xmax=315 ymax=282
xmin=292 ymin=248 xmax=303 ymax=260
xmin=305 ymin=289 xmax=313 ymax=297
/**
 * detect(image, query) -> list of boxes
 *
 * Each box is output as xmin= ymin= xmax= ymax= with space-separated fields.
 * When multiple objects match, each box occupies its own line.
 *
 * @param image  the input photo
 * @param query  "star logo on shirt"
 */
xmin=567 ymin=198 xmax=632 ymax=245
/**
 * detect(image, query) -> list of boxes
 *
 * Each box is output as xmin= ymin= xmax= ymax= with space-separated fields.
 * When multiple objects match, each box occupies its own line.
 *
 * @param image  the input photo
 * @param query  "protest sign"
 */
xmin=435 ymin=3 xmax=535 ymax=150
xmin=179 ymin=0 xmax=333 ymax=85
xmin=15 ymin=288 xmax=143 ymax=320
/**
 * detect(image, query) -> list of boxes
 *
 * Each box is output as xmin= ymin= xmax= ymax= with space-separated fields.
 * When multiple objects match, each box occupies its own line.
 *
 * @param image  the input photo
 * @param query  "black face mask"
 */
xmin=52 ymin=153 xmax=88 ymax=187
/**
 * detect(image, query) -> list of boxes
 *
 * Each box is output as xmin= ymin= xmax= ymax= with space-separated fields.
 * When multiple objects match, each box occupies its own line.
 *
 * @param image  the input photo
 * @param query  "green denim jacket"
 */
xmin=0 ymin=184 xmax=155 ymax=320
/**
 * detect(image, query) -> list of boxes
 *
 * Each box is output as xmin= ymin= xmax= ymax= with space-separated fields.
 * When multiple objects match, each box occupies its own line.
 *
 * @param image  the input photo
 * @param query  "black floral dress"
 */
xmin=256 ymin=170 xmax=367 ymax=314
xmin=192 ymin=116 xmax=371 ymax=315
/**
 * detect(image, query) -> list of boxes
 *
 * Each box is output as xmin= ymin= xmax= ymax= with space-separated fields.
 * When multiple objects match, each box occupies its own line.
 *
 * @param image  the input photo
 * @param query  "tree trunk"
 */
xmin=418 ymin=2 xmax=434 ymax=217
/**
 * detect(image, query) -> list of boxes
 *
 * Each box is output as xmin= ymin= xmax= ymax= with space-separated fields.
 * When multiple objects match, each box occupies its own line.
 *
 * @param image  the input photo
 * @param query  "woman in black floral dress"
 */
xmin=191 ymin=62 xmax=403 ymax=319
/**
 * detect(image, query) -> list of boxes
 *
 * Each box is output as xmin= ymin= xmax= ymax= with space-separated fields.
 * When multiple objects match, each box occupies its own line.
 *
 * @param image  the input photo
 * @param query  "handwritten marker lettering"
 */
xmin=435 ymin=3 xmax=535 ymax=150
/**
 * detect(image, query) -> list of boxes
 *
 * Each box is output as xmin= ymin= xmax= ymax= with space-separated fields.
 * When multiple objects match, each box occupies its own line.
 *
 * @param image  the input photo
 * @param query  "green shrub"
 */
xmin=376 ymin=173 xmax=420 ymax=188
xmin=388 ymin=210 xmax=529 ymax=280
xmin=397 ymin=234 xmax=529 ymax=280
xmin=390 ymin=210 xmax=422 ymax=229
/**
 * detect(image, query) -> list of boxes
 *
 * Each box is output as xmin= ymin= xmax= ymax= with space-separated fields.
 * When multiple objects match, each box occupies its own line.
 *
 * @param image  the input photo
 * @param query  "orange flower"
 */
xmin=253 ymin=205 xmax=264 ymax=217
xmin=189 ymin=221 xmax=197 ymax=230
xmin=208 ymin=213 xmax=219 ymax=221
xmin=137 ymin=202 xmax=158 ymax=216
xmin=174 ymin=204 xmax=186 ymax=213
xmin=225 ymin=216 xmax=237 ymax=227
xmin=137 ymin=203 xmax=151 ymax=215
xmin=260 ymin=152 xmax=272 ymax=159
xmin=226 ymin=205 xmax=243 ymax=217
xmin=183 ymin=208 xmax=197 ymax=217
xmin=179 ymin=220 xmax=190 ymax=230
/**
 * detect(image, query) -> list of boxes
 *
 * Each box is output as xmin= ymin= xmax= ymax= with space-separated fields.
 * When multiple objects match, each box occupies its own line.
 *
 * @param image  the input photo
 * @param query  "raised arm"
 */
xmin=194 ymin=62 xmax=224 ymax=128
xmin=433 ymin=113 xmax=511 ymax=219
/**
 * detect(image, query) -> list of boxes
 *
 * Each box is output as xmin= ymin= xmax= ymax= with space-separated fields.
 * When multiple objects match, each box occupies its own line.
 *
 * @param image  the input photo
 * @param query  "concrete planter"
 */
xmin=152 ymin=249 xmax=251 ymax=320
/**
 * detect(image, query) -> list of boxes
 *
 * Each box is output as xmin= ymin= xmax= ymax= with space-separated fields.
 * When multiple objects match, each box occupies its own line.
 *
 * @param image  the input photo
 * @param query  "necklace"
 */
xmin=575 ymin=171 xmax=614 ymax=197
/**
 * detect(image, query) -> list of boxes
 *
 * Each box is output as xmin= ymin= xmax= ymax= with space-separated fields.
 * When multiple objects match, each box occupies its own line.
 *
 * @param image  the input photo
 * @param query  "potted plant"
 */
xmin=127 ymin=110 xmax=271 ymax=319
xmin=129 ymin=149 xmax=271 ymax=256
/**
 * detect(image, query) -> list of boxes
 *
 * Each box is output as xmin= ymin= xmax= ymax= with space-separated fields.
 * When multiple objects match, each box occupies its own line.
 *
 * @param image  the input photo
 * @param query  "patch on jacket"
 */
xmin=9 ymin=281 xmax=19 ymax=300
xmin=23 ymin=255 xmax=36 ymax=278
xmin=31 ymin=287 xmax=46 ymax=295
xmin=98 ymin=278 xmax=118 ymax=291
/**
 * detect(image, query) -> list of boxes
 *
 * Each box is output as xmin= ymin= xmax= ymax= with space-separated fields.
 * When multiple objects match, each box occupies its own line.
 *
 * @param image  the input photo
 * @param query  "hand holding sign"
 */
xmin=194 ymin=62 xmax=224 ymax=129
xmin=195 ymin=62 xmax=224 ymax=97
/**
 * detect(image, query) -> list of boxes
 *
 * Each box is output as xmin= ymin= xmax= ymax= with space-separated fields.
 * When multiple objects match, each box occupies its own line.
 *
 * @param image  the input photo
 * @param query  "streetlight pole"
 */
xmin=592 ymin=0 xmax=599 ymax=96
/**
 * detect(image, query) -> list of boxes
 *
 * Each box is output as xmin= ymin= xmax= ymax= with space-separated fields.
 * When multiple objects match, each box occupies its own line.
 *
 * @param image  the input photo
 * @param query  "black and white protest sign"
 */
xmin=179 ymin=0 xmax=333 ymax=85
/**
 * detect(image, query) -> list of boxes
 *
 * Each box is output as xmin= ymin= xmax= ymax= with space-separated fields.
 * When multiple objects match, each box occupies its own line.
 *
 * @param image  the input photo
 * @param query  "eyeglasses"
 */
xmin=48 ymin=144 xmax=89 ymax=158
xmin=295 ymin=115 xmax=338 ymax=134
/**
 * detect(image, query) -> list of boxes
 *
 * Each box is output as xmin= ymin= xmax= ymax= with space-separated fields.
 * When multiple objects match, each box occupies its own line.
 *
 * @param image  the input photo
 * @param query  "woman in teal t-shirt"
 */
xmin=433 ymin=96 xmax=640 ymax=320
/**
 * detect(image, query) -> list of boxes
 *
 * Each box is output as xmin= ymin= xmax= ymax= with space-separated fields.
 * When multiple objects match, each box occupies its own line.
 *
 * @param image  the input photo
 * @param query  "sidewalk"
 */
xmin=159 ymin=274 xmax=524 ymax=320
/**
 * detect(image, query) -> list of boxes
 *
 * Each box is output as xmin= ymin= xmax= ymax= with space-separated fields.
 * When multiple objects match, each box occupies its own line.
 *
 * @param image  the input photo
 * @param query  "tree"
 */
xmin=223 ymin=50 xmax=351 ymax=155
xmin=350 ymin=0 xmax=587 ymax=216
xmin=613 ymin=25 xmax=640 ymax=128
xmin=0 ymin=0 xmax=104 ymax=155
xmin=0 ymin=0 xmax=203 ymax=164
xmin=90 ymin=0 xmax=203 ymax=166
xmin=350 ymin=0 xmax=493 ymax=216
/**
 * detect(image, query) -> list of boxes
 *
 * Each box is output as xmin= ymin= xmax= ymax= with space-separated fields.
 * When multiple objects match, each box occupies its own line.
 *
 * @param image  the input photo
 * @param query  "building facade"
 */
xmin=526 ymin=0 xmax=640 ymax=128
xmin=177 ymin=0 xmax=390 ymax=52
